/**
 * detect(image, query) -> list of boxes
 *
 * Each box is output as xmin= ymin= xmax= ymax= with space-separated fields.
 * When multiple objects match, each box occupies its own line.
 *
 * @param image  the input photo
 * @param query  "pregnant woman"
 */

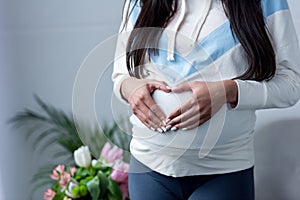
xmin=112 ymin=0 xmax=300 ymax=199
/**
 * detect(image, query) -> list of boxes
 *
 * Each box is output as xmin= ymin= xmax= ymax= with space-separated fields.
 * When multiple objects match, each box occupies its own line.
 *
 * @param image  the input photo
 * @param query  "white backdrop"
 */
xmin=0 ymin=0 xmax=299 ymax=199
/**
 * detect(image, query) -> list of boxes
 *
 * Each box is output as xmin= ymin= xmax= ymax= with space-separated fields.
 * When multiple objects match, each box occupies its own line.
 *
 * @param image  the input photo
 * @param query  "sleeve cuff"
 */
xmin=113 ymin=75 xmax=130 ymax=106
xmin=230 ymin=79 xmax=268 ymax=110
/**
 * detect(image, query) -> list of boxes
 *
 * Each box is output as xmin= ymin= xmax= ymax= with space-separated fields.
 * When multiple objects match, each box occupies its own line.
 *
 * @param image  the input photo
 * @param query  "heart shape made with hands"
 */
xmin=151 ymin=89 xmax=193 ymax=116
xmin=130 ymin=89 xmax=192 ymax=128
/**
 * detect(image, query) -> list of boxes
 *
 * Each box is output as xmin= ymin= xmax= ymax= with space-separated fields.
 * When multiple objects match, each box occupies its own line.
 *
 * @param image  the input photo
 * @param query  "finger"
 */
xmin=143 ymin=97 xmax=166 ymax=122
xmin=130 ymin=98 xmax=161 ymax=128
xmin=138 ymin=100 xmax=164 ymax=127
xmin=132 ymin=92 xmax=165 ymax=126
xmin=132 ymin=108 xmax=159 ymax=130
xmin=134 ymin=107 xmax=168 ymax=133
xmin=148 ymin=81 xmax=171 ymax=93
xmin=171 ymin=82 xmax=192 ymax=93
xmin=184 ymin=116 xmax=211 ymax=130
xmin=174 ymin=113 xmax=201 ymax=129
xmin=167 ymin=104 xmax=199 ymax=127
xmin=166 ymin=97 xmax=197 ymax=121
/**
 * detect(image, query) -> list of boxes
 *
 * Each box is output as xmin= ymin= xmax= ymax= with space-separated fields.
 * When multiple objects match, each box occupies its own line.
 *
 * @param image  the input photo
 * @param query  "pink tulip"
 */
xmin=70 ymin=167 xmax=76 ymax=176
xmin=119 ymin=182 xmax=129 ymax=200
xmin=110 ymin=161 xmax=129 ymax=183
xmin=43 ymin=188 xmax=56 ymax=200
xmin=59 ymin=171 xmax=71 ymax=188
xmin=101 ymin=142 xmax=123 ymax=163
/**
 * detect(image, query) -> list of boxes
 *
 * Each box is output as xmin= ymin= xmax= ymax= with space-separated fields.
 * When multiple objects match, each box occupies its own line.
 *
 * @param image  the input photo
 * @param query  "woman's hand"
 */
xmin=166 ymin=80 xmax=238 ymax=131
xmin=121 ymin=77 xmax=171 ymax=132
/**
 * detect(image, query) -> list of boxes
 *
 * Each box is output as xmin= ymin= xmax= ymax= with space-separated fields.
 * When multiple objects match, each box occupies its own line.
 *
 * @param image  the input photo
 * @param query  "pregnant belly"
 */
xmin=130 ymin=89 xmax=218 ymax=154
xmin=152 ymin=89 xmax=192 ymax=116
xmin=130 ymin=89 xmax=192 ymax=127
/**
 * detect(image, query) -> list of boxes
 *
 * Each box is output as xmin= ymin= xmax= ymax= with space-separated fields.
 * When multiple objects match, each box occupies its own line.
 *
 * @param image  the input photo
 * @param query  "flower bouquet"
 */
xmin=10 ymin=96 xmax=132 ymax=199
xmin=44 ymin=143 xmax=129 ymax=200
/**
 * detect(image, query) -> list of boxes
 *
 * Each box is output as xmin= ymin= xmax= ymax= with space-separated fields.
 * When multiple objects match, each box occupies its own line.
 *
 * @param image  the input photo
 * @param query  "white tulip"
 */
xmin=91 ymin=159 xmax=98 ymax=167
xmin=65 ymin=181 xmax=79 ymax=198
xmin=74 ymin=146 xmax=92 ymax=168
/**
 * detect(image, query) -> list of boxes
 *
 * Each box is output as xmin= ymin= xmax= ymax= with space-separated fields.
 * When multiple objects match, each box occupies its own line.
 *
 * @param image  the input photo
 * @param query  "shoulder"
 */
xmin=261 ymin=0 xmax=289 ymax=18
xmin=262 ymin=0 xmax=298 ymax=51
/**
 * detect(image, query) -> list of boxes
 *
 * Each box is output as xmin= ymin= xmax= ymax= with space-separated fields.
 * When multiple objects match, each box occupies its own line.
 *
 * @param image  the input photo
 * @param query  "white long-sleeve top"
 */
xmin=112 ymin=0 xmax=300 ymax=177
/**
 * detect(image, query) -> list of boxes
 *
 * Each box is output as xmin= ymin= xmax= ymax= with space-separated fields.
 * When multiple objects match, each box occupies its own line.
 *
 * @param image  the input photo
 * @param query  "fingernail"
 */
xmin=161 ymin=126 xmax=167 ymax=132
xmin=166 ymin=118 xmax=171 ymax=124
xmin=150 ymin=127 xmax=156 ymax=131
xmin=166 ymin=86 xmax=171 ymax=89
xmin=171 ymin=127 xmax=177 ymax=131
xmin=162 ymin=120 xmax=167 ymax=126
xmin=157 ymin=128 xmax=163 ymax=133
xmin=182 ymin=128 xmax=188 ymax=131
xmin=166 ymin=125 xmax=172 ymax=131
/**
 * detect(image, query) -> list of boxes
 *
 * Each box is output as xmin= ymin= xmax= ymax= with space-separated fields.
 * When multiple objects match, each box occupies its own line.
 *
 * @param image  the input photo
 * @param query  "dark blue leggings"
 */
xmin=129 ymin=156 xmax=254 ymax=200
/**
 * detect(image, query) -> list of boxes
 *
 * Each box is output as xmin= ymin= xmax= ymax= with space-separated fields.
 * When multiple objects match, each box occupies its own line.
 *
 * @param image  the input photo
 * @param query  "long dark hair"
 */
xmin=125 ymin=0 xmax=276 ymax=81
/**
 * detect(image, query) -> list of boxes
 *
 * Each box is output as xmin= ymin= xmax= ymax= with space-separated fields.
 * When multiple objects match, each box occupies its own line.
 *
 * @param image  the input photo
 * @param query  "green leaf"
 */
xmin=98 ymin=171 xmax=109 ymax=198
xmin=86 ymin=176 xmax=100 ymax=200
xmin=80 ymin=176 xmax=94 ymax=185
xmin=76 ymin=168 xmax=91 ymax=178
xmin=107 ymin=179 xmax=122 ymax=200
xmin=93 ymin=161 xmax=112 ymax=172
xmin=52 ymin=191 xmax=66 ymax=200
xmin=52 ymin=183 xmax=61 ymax=192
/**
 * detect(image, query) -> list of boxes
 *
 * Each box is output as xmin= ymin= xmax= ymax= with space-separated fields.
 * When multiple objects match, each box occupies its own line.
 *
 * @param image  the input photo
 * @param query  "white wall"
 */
xmin=0 ymin=0 xmax=123 ymax=199
xmin=0 ymin=0 xmax=299 ymax=199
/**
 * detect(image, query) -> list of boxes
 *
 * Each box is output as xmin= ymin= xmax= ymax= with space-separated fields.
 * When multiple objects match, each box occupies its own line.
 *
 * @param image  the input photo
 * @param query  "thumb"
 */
xmin=172 ymin=82 xmax=192 ymax=93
